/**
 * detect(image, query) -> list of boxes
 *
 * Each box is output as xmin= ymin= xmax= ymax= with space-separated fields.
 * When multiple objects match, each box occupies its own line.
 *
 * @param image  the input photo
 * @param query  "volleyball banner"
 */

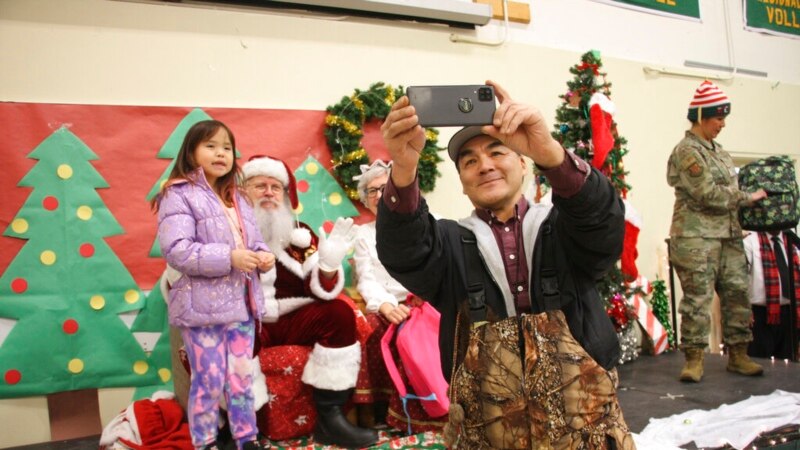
xmin=744 ymin=0 xmax=800 ymax=39
xmin=589 ymin=0 xmax=701 ymax=21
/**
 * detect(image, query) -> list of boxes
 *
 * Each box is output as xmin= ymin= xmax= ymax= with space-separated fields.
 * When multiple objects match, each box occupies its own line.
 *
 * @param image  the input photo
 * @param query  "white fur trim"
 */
xmin=275 ymin=248 xmax=317 ymax=279
xmin=242 ymin=157 xmax=289 ymax=185
xmin=304 ymin=251 xmax=320 ymax=273
xmin=588 ymin=92 xmax=616 ymax=116
xmin=150 ymin=390 xmax=175 ymax=401
xmin=262 ymin=298 xmax=280 ymax=323
xmin=260 ymin=267 xmax=277 ymax=299
xmin=260 ymin=263 xmax=317 ymax=321
xmin=159 ymin=272 xmax=170 ymax=305
xmin=310 ymin=264 xmax=345 ymax=300
xmin=160 ymin=266 xmax=182 ymax=308
xmin=251 ymin=357 xmax=269 ymax=410
xmin=164 ymin=265 xmax=182 ymax=287
xmin=291 ymin=227 xmax=312 ymax=249
xmin=260 ymin=269 xmax=279 ymax=322
xmin=301 ymin=342 xmax=361 ymax=390
xmin=622 ymin=199 xmax=643 ymax=229
xmin=99 ymin=409 xmax=135 ymax=447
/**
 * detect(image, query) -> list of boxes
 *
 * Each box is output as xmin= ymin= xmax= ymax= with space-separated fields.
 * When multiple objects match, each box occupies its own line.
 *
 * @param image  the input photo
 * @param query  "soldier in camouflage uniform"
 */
xmin=668 ymin=80 xmax=767 ymax=382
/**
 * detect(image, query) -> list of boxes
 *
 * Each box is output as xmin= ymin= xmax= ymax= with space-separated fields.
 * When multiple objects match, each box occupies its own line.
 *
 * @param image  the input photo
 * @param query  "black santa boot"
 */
xmin=313 ymin=388 xmax=378 ymax=448
xmin=301 ymin=342 xmax=378 ymax=449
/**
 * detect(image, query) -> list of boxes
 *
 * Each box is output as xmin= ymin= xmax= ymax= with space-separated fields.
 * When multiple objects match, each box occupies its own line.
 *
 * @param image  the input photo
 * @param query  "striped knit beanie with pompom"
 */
xmin=687 ymin=80 xmax=730 ymax=122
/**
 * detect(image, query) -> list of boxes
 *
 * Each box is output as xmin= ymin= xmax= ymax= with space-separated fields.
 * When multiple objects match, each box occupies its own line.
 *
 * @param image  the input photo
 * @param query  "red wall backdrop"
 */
xmin=0 ymin=103 xmax=391 ymax=289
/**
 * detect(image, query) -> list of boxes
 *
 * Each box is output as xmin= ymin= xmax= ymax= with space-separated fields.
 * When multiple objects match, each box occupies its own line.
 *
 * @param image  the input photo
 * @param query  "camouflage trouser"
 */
xmin=670 ymin=237 xmax=753 ymax=349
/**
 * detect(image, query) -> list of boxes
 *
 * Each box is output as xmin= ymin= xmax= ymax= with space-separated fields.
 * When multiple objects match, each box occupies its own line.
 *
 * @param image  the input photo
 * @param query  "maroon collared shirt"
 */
xmin=476 ymin=198 xmax=532 ymax=312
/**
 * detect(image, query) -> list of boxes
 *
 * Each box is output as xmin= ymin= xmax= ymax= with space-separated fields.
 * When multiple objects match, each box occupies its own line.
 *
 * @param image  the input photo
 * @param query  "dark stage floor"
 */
xmin=616 ymin=350 xmax=800 ymax=433
xmin=7 ymin=351 xmax=799 ymax=449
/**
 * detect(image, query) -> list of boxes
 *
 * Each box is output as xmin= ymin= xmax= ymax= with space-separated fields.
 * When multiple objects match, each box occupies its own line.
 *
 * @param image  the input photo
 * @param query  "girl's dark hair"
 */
xmin=151 ymin=120 xmax=243 ymax=211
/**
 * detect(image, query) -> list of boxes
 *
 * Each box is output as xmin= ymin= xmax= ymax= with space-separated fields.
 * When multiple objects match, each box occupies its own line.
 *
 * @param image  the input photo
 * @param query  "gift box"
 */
xmin=256 ymin=345 xmax=315 ymax=441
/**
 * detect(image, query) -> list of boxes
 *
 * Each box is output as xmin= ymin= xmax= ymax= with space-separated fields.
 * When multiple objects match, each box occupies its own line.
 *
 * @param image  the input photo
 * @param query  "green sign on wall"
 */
xmin=744 ymin=0 xmax=800 ymax=38
xmin=592 ymin=0 xmax=701 ymax=20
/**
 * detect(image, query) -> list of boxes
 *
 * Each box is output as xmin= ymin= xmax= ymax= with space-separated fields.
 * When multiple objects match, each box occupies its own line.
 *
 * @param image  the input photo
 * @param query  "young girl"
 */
xmin=155 ymin=120 xmax=275 ymax=450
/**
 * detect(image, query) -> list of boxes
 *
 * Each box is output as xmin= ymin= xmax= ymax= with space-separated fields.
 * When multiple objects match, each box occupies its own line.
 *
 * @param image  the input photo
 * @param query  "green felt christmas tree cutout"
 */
xmin=0 ymin=127 xmax=156 ymax=397
xmin=294 ymin=155 xmax=360 ymax=284
xmin=130 ymin=275 xmax=174 ymax=400
xmin=146 ymin=108 xmax=213 ymax=257
xmin=295 ymin=155 xmax=359 ymax=233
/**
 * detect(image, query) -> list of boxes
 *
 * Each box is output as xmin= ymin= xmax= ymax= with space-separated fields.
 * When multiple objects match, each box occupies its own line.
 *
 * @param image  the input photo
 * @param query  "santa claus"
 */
xmin=242 ymin=155 xmax=378 ymax=449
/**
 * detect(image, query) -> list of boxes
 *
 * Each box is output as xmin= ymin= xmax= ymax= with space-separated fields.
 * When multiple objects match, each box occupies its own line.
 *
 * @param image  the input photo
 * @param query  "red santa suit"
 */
xmin=243 ymin=155 xmax=378 ymax=448
xmin=258 ymin=224 xmax=361 ymax=390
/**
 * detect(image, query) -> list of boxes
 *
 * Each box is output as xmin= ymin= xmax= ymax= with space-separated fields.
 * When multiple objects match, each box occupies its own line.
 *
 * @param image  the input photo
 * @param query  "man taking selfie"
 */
xmin=376 ymin=80 xmax=634 ymax=448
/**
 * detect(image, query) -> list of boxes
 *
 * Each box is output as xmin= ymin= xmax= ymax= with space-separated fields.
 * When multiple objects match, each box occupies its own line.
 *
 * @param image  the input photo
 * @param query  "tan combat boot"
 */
xmin=726 ymin=343 xmax=764 ymax=376
xmin=679 ymin=347 xmax=704 ymax=382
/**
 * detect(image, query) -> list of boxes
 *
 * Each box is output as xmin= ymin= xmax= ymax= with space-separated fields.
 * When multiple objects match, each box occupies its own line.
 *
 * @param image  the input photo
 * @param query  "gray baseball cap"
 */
xmin=446 ymin=126 xmax=487 ymax=163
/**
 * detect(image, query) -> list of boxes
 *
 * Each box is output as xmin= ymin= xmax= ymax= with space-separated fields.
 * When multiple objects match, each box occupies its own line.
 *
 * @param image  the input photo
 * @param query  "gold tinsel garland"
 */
xmin=324 ymin=82 xmax=442 ymax=200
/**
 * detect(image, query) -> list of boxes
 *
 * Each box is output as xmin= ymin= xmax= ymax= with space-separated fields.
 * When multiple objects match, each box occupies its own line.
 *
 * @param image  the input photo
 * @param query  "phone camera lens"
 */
xmin=478 ymin=87 xmax=493 ymax=102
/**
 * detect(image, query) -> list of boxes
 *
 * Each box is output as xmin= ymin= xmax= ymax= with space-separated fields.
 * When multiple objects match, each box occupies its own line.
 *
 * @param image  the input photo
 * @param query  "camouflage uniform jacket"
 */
xmin=668 ymin=130 xmax=751 ymax=238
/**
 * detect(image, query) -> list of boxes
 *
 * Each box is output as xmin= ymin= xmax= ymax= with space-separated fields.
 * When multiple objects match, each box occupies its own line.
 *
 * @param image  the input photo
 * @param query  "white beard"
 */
xmin=254 ymin=199 xmax=295 ymax=251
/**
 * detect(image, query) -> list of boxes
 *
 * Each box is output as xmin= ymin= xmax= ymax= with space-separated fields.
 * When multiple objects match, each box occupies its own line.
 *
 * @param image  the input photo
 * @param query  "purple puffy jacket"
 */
xmin=157 ymin=169 xmax=269 ymax=328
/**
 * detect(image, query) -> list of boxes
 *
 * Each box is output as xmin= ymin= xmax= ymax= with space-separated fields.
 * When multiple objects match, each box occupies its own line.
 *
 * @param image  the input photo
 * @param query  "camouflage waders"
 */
xmin=443 ymin=311 xmax=634 ymax=449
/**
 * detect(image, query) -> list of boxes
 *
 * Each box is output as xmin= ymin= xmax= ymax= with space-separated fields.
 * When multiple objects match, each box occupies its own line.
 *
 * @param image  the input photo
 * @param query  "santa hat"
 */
xmin=242 ymin=155 xmax=311 ymax=249
xmin=588 ymin=92 xmax=616 ymax=169
xmin=687 ymin=80 xmax=730 ymax=122
xmin=99 ymin=391 xmax=193 ymax=450
xmin=242 ymin=155 xmax=299 ymax=210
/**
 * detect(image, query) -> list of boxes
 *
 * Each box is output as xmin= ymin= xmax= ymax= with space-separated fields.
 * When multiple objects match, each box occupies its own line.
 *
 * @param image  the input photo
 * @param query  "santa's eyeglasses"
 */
xmin=248 ymin=182 xmax=284 ymax=195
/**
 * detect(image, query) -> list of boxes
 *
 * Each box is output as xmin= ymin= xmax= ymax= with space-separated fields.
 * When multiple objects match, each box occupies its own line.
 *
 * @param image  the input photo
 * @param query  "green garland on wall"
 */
xmin=324 ymin=82 xmax=442 ymax=200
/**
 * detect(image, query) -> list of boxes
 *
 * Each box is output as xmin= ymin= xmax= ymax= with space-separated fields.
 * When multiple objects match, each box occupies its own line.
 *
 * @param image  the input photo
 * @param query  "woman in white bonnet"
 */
xmin=351 ymin=160 xmax=446 ymax=432
xmin=354 ymin=161 xmax=411 ymax=321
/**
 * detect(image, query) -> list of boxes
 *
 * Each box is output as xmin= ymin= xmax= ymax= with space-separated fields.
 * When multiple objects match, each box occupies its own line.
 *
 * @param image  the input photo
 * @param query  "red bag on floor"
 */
xmin=100 ymin=391 xmax=193 ymax=450
xmin=256 ymin=345 xmax=315 ymax=441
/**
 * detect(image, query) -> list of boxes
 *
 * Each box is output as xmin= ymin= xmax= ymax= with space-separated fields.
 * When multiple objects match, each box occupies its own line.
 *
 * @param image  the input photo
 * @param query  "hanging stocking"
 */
xmin=588 ymin=92 xmax=616 ymax=169
xmin=621 ymin=199 xmax=642 ymax=281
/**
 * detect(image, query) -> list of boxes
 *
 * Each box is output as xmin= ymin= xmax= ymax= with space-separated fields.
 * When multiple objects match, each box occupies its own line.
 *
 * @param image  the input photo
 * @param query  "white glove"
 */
xmin=317 ymin=217 xmax=356 ymax=272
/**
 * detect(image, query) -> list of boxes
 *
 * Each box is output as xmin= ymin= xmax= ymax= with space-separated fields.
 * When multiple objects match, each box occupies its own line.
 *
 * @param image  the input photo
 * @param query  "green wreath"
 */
xmin=325 ymin=82 xmax=443 ymax=200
